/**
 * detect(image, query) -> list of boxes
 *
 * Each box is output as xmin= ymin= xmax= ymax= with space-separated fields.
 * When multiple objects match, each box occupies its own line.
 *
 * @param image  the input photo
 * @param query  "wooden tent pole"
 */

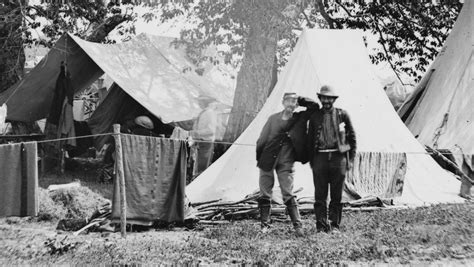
xmin=113 ymin=124 xmax=127 ymax=238
xmin=426 ymin=146 xmax=473 ymax=185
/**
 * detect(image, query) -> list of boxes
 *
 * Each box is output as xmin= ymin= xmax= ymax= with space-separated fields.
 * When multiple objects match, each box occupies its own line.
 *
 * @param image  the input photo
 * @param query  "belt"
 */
xmin=318 ymin=149 xmax=338 ymax=153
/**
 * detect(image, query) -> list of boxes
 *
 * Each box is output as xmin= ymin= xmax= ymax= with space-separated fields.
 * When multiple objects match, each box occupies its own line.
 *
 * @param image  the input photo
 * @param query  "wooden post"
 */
xmin=426 ymin=146 xmax=474 ymax=185
xmin=40 ymin=147 xmax=45 ymax=178
xmin=60 ymin=148 xmax=65 ymax=175
xmin=113 ymin=124 xmax=127 ymax=238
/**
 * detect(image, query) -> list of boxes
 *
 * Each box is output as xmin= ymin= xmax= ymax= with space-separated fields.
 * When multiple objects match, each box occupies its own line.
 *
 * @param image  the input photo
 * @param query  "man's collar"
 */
xmin=281 ymin=110 xmax=294 ymax=119
xmin=322 ymin=107 xmax=334 ymax=114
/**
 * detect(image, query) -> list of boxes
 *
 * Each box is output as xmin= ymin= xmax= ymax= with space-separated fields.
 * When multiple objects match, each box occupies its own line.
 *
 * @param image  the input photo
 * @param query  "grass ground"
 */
xmin=0 ymin=202 xmax=472 ymax=265
xmin=1 ymin=159 xmax=471 ymax=265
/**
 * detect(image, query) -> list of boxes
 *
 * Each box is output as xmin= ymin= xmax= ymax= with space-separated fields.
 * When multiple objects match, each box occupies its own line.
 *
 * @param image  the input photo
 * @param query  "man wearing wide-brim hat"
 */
xmin=306 ymin=85 xmax=357 ymax=233
xmin=256 ymin=92 xmax=319 ymax=237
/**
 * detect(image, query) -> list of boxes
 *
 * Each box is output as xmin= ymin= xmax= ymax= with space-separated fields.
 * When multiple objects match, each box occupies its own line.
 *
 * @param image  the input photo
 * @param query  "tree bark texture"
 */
xmin=223 ymin=26 xmax=279 ymax=142
xmin=223 ymin=0 xmax=302 ymax=142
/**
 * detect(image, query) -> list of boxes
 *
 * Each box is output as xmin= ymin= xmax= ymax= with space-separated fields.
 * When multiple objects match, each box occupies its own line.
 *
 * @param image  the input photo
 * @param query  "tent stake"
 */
xmin=113 ymin=124 xmax=127 ymax=238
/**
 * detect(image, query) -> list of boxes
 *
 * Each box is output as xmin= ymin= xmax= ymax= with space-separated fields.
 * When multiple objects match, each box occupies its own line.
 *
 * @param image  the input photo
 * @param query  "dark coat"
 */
xmin=48 ymin=65 xmax=73 ymax=125
xmin=307 ymin=107 xmax=357 ymax=165
xmin=256 ymin=97 xmax=319 ymax=171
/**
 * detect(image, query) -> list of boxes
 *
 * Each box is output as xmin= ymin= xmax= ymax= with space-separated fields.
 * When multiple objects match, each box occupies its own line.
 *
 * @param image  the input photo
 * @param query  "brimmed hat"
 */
xmin=317 ymin=85 xmax=338 ymax=98
xmin=135 ymin=116 xmax=154 ymax=130
xmin=283 ymin=92 xmax=298 ymax=100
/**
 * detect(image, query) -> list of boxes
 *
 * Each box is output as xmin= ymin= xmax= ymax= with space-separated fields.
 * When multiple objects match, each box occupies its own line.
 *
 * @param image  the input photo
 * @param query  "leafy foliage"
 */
xmin=22 ymin=1 xmax=134 ymax=45
xmin=333 ymin=0 xmax=462 ymax=83
xmin=145 ymin=0 xmax=304 ymax=70
xmin=156 ymin=0 xmax=462 ymax=84
xmin=0 ymin=0 xmax=134 ymax=91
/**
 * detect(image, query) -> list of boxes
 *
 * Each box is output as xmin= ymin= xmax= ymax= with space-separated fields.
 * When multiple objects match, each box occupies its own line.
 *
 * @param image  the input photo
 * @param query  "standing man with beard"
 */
xmin=256 ymin=92 xmax=319 ymax=237
xmin=307 ymin=85 xmax=357 ymax=233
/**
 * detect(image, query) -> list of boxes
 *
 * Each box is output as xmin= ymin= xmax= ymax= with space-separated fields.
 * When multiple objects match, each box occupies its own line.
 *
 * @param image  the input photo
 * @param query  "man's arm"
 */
xmin=298 ymin=96 xmax=319 ymax=110
xmin=256 ymin=117 xmax=272 ymax=161
xmin=343 ymin=111 xmax=357 ymax=161
xmin=305 ymin=117 xmax=315 ymax=160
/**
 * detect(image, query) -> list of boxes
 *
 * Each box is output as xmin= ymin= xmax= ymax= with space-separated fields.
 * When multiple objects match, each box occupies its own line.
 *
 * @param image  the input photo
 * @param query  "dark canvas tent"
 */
xmin=0 ymin=33 xmax=234 ymax=126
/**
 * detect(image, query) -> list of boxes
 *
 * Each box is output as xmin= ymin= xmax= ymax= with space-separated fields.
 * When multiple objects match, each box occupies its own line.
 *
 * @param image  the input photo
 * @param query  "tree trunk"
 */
xmin=223 ymin=0 xmax=301 ymax=142
xmin=223 ymin=25 xmax=279 ymax=142
xmin=0 ymin=2 xmax=25 ymax=93
xmin=316 ymin=0 xmax=339 ymax=29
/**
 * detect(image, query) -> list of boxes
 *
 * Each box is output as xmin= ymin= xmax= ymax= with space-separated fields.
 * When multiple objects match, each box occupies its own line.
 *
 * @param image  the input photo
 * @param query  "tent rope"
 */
xmin=1 ymin=132 xmax=472 ymax=156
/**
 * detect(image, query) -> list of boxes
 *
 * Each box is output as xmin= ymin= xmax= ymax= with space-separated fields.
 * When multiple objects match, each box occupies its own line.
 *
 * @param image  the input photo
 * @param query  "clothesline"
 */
xmin=0 ymin=132 xmax=472 ymax=156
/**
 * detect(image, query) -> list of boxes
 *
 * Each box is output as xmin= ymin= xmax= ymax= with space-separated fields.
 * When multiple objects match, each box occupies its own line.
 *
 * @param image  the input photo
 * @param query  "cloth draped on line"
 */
xmin=48 ymin=64 xmax=73 ymax=125
xmin=111 ymin=134 xmax=187 ymax=225
xmin=45 ymin=64 xmax=76 ymax=148
xmin=170 ymin=126 xmax=190 ymax=140
xmin=58 ymin=99 xmax=76 ymax=147
xmin=0 ymin=142 xmax=38 ymax=217
xmin=0 ymin=104 xmax=6 ymax=134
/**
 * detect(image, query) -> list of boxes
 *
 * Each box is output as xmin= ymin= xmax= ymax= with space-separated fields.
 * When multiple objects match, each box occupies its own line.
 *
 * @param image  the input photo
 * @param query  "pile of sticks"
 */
xmin=192 ymin=195 xmax=260 ymax=222
xmin=191 ymin=194 xmax=399 ymax=224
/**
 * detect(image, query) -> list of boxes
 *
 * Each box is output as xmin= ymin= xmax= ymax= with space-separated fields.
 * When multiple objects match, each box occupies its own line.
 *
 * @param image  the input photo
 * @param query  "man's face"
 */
xmin=319 ymin=95 xmax=337 ymax=109
xmin=282 ymin=97 xmax=298 ymax=112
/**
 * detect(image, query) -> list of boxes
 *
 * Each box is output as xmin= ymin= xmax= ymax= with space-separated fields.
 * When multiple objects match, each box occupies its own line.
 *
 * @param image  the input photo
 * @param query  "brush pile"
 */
xmin=190 ymin=191 xmax=396 ymax=223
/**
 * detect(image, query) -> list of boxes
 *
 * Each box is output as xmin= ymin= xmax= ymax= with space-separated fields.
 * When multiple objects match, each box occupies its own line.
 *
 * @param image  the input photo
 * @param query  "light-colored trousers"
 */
xmin=259 ymin=144 xmax=296 ymax=204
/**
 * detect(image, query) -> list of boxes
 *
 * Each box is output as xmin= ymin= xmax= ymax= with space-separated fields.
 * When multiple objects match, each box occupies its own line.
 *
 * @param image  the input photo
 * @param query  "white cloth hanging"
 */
xmin=0 ymin=104 xmax=7 ymax=135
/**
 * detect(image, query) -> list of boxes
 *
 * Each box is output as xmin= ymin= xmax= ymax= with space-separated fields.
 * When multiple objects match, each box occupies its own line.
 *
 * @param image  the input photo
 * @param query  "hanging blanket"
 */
xmin=111 ymin=134 xmax=187 ymax=225
xmin=0 ymin=142 xmax=38 ymax=217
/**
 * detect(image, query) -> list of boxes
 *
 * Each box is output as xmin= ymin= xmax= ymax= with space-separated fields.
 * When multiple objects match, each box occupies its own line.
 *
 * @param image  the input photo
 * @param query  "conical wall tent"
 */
xmin=398 ymin=0 xmax=473 ymax=167
xmin=187 ymin=29 xmax=463 ymax=206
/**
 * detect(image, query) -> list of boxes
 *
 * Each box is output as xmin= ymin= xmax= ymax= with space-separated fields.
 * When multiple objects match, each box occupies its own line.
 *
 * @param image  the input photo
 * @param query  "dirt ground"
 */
xmin=0 ymin=202 xmax=472 ymax=265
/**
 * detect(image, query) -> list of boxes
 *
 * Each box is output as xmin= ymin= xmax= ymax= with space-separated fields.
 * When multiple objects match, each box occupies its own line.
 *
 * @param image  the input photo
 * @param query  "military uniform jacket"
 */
xmin=256 ymin=97 xmax=319 ymax=171
xmin=306 ymin=107 xmax=357 ymax=165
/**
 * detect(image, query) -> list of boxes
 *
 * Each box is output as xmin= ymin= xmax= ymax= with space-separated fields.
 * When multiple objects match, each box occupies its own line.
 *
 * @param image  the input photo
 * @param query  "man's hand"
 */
xmin=347 ymin=161 xmax=354 ymax=171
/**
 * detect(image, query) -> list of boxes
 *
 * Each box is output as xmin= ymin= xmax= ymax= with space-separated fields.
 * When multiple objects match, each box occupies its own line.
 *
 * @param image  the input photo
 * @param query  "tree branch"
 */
xmin=394 ymin=2 xmax=443 ymax=46
xmin=371 ymin=13 xmax=406 ymax=86
xmin=302 ymin=10 xmax=313 ymax=28
xmin=335 ymin=1 xmax=364 ymax=18
xmin=315 ymin=0 xmax=340 ymax=29
xmin=85 ymin=14 xmax=131 ymax=42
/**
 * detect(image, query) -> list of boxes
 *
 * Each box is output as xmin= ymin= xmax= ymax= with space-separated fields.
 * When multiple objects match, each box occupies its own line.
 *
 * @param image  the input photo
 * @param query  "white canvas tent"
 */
xmin=187 ymin=29 xmax=463 ymax=206
xmin=398 ymin=0 xmax=473 ymax=168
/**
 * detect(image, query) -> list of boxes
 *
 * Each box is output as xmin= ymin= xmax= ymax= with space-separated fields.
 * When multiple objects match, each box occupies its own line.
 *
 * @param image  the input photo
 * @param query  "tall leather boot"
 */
xmin=258 ymin=198 xmax=271 ymax=230
xmin=285 ymin=198 xmax=304 ymax=237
